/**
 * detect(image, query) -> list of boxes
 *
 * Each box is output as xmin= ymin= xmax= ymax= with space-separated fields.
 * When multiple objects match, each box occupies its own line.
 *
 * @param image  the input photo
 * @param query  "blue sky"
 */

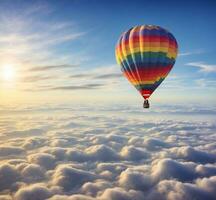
xmin=0 ymin=0 xmax=215 ymax=106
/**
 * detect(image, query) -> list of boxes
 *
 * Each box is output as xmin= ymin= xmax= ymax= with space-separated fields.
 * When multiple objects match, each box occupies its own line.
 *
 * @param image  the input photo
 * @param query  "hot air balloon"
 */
xmin=115 ymin=25 xmax=178 ymax=108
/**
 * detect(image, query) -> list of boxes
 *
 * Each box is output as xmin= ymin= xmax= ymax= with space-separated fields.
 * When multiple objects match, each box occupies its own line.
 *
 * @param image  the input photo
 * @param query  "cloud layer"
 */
xmin=0 ymin=105 xmax=215 ymax=200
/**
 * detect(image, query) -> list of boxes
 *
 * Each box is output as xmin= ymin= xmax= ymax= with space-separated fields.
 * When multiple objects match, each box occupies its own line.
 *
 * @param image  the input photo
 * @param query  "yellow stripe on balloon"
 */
xmin=116 ymin=50 xmax=177 ymax=61
xmin=126 ymin=75 xmax=167 ymax=85
xmin=116 ymin=46 xmax=177 ymax=59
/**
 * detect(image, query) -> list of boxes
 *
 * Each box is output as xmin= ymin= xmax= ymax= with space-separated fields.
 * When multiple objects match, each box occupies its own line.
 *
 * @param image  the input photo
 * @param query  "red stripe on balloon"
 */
xmin=140 ymin=90 xmax=153 ymax=99
xmin=122 ymin=36 xmax=177 ymax=47
xmin=122 ymin=66 xmax=172 ymax=85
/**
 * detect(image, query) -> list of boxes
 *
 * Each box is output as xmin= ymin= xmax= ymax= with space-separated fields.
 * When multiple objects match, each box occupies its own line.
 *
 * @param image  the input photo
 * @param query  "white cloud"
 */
xmin=143 ymin=138 xmax=170 ymax=150
xmin=1 ymin=129 xmax=45 ymax=139
xmin=170 ymin=146 xmax=216 ymax=163
xmin=186 ymin=62 xmax=216 ymax=73
xmin=0 ymin=3 xmax=90 ymax=92
xmin=196 ymin=164 xmax=216 ymax=177
xmin=148 ymin=179 xmax=213 ymax=200
xmin=120 ymin=146 xmax=150 ymax=161
xmin=0 ymin=6 xmax=85 ymax=67
xmin=28 ymin=153 xmax=56 ymax=170
xmin=14 ymin=184 xmax=53 ymax=200
xmin=21 ymin=164 xmax=45 ymax=183
xmin=99 ymin=187 xmax=144 ymax=200
xmin=152 ymin=159 xmax=197 ymax=182
xmin=52 ymin=164 xmax=97 ymax=192
xmin=119 ymin=168 xmax=153 ymax=191
xmin=0 ymin=164 xmax=21 ymax=191
xmin=179 ymin=49 xmax=204 ymax=57
xmin=81 ymin=180 xmax=112 ymax=197
xmin=0 ymin=146 xmax=24 ymax=157
xmin=196 ymin=176 xmax=216 ymax=195
xmin=0 ymin=104 xmax=216 ymax=199
xmin=47 ymin=194 xmax=95 ymax=200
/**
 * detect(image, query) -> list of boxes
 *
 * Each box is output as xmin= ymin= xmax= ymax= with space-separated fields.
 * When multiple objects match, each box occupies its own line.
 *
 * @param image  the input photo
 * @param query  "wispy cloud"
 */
xmin=69 ymin=74 xmax=91 ymax=78
xmin=23 ymin=83 xmax=105 ymax=92
xmin=0 ymin=3 xmax=86 ymax=68
xmin=21 ymin=75 xmax=56 ymax=83
xmin=48 ymin=83 xmax=104 ymax=90
xmin=28 ymin=64 xmax=78 ymax=72
xmin=69 ymin=65 xmax=122 ymax=80
xmin=186 ymin=62 xmax=216 ymax=73
xmin=0 ymin=2 xmax=92 ymax=93
xmin=69 ymin=72 xmax=122 ymax=80
xmin=195 ymin=78 xmax=216 ymax=88
xmin=179 ymin=49 xmax=204 ymax=57
xmin=19 ymin=64 xmax=121 ymax=91
xmin=94 ymin=73 xmax=122 ymax=79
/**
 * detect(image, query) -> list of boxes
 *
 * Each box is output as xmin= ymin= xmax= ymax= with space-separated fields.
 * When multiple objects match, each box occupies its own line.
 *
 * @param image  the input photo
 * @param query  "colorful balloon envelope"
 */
xmin=115 ymin=25 xmax=178 ymax=108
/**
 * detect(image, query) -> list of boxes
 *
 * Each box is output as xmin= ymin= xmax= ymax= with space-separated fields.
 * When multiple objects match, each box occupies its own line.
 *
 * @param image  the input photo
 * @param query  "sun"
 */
xmin=1 ymin=64 xmax=15 ymax=81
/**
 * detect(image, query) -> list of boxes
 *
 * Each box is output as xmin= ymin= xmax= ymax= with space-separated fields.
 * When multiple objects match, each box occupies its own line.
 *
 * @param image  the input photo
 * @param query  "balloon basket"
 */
xmin=143 ymin=100 xmax=150 ymax=109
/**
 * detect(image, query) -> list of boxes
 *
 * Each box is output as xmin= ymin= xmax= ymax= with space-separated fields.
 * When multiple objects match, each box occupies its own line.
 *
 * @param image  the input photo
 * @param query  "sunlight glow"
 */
xmin=1 ymin=64 xmax=15 ymax=81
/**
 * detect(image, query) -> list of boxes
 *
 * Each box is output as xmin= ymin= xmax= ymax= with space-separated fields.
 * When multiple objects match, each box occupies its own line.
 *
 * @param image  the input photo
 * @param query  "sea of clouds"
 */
xmin=0 ymin=104 xmax=215 ymax=200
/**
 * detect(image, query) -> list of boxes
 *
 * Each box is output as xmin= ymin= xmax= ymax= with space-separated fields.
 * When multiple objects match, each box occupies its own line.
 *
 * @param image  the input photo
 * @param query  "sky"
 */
xmin=0 ymin=0 xmax=216 ymax=107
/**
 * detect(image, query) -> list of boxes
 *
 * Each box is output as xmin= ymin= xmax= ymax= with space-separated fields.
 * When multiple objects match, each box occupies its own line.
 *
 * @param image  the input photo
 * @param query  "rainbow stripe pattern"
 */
xmin=115 ymin=25 xmax=178 ymax=99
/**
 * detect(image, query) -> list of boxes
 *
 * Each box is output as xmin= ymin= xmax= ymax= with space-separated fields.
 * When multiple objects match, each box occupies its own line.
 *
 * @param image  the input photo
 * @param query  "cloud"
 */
xmin=0 ymin=6 xmax=85 ymax=65
xmin=21 ymin=164 xmax=45 ymax=183
xmin=0 ymin=146 xmax=24 ymax=157
xmin=143 ymin=138 xmax=170 ymax=150
xmin=119 ymin=168 xmax=153 ymax=191
xmin=69 ymin=74 xmax=91 ymax=78
xmin=81 ymin=180 xmax=112 ymax=196
xmin=179 ymin=49 xmax=204 ymax=57
xmin=0 ymin=164 xmax=21 ymax=191
xmin=44 ymin=147 xmax=67 ymax=161
xmin=1 ymin=128 xmax=44 ymax=139
xmin=66 ymin=144 xmax=120 ymax=163
xmin=85 ymin=145 xmax=120 ymax=162
xmin=90 ymin=134 xmax=128 ymax=146
xmin=195 ymin=78 xmax=216 ymax=89
xmin=49 ymin=84 xmax=104 ymax=91
xmin=120 ymin=146 xmax=150 ymax=161
xmin=0 ymin=2 xmax=88 ymax=93
xmin=66 ymin=149 xmax=88 ymax=162
xmin=196 ymin=176 xmax=216 ymax=195
xmin=99 ymin=187 xmax=144 ymax=200
xmin=196 ymin=164 xmax=216 ymax=177
xmin=186 ymin=62 xmax=216 ymax=73
xmin=65 ymin=65 xmax=122 ymax=91
xmin=21 ymin=75 xmax=56 ymax=83
xmin=170 ymin=146 xmax=216 ymax=164
xmin=22 ymin=137 xmax=47 ymax=150
xmin=28 ymin=153 xmax=56 ymax=169
xmin=70 ymin=72 xmax=122 ymax=80
xmin=28 ymin=64 xmax=77 ymax=72
xmin=52 ymin=164 xmax=97 ymax=192
xmin=152 ymin=159 xmax=196 ymax=182
xmin=148 ymin=179 xmax=215 ymax=200
xmin=0 ymin=105 xmax=216 ymax=199
xmin=47 ymin=194 xmax=95 ymax=200
xmin=97 ymin=163 xmax=127 ymax=178
xmin=14 ymin=184 xmax=52 ymax=200
xmin=94 ymin=73 xmax=122 ymax=79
